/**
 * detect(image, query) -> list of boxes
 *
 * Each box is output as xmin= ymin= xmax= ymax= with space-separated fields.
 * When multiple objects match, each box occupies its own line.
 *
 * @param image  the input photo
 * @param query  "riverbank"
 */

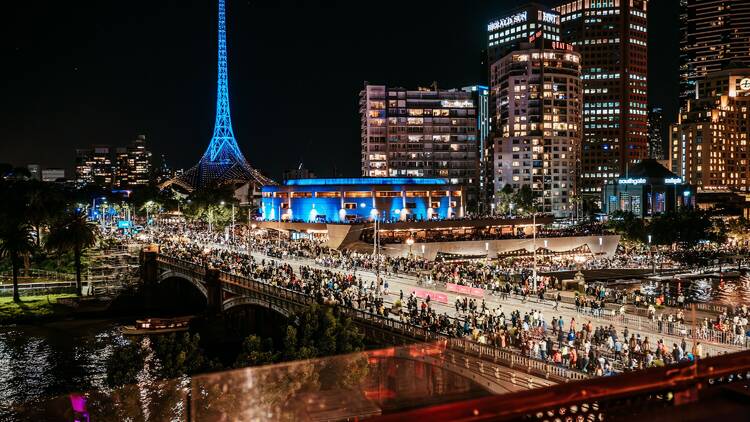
xmin=0 ymin=294 xmax=76 ymax=325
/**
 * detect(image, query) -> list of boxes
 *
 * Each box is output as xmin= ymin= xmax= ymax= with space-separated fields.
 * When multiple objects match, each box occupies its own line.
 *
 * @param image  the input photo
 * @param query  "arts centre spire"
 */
xmin=162 ymin=0 xmax=275 ymax=192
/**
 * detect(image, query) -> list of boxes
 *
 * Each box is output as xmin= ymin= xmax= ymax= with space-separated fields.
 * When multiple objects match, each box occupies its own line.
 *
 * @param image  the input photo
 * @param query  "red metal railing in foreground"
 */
xmin=372 ymin=349 xmax=750 ymax=421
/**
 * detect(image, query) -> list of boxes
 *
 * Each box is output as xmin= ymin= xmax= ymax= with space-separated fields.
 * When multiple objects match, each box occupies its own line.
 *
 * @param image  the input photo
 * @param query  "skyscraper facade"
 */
xmin=648 ymin=107 xmax=665 ymax=160
xmin=486 ymin=4 xmax=562 ymax=66
xmin=360 ymin=84 xmax=480 ymax=208
xmin=488 ymin=39 xmax=583 ymax=218
xmin=669 ymin=68 xmax=750 ymax=190
xmin=555 ymin=0 xmax=649 ymax=198
xmin=680 ymin=0 xmax=750 ymax=107
xmin=462 ymin=85 xmax=490 ymax=211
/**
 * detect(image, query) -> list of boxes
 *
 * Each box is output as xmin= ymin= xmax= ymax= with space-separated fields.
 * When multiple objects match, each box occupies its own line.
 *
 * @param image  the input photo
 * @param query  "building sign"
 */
xmin=618 ymin=178 xmax=647 ymax=185
xmin=488 ymin=11 xmax=528 ymax=32
xmin=552 ymin=41 xmax=574 ymax=52
xmin=664 ymin=177 xmax=682 ymax=184
xmin=541 ymin=11 xmax=557 ymax=24
xmin=441 ymin=100 xmax=474 ymax=108
xmin=740 ymin=78 xmax=750 ymax=91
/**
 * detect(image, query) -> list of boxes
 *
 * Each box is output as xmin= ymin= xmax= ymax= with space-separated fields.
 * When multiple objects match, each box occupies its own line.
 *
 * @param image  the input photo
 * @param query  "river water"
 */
xmin=0 ymin=319 xmax=125 ymax=421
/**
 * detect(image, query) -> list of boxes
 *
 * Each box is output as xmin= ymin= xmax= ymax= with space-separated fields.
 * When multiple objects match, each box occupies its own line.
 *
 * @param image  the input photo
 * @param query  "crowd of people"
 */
xmin=144 ymin=224 xmax=732 ymax=378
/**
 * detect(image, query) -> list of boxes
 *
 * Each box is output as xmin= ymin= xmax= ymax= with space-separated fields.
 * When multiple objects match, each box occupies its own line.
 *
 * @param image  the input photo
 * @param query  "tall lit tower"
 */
xmin=162 ymin=0 xmax=275 ymax=192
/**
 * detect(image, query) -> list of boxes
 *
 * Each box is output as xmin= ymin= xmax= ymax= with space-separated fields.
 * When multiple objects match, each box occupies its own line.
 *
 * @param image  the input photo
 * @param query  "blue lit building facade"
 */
xmin=261 ymin=178 xmax=465 ymax=223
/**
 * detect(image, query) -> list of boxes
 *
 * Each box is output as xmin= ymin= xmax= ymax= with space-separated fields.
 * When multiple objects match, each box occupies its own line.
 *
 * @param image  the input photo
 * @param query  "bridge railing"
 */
xmin=157 ymin=254 xmax=588 ymax=382
xmin=156 ymin=255 xmax=207 ymax=279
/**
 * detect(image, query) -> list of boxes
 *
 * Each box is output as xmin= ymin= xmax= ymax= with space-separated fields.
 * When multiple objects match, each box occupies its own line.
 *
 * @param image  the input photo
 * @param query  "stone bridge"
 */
xmin=141 ymin=251 xmax=587 ymax=387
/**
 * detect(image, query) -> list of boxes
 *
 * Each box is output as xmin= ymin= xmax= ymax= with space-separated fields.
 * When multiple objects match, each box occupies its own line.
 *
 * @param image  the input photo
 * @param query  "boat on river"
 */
xmin=122 ymin=316 xmax=193 ymax=335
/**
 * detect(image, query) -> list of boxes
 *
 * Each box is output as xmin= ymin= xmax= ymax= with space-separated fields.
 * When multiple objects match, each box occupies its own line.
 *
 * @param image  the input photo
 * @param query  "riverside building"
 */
xmin=488 ymin=38 xmax=583 ymax=218
xmin=669 ymin=68 xmax=750 ymax=190
xmin=360 ymin=84 xmax=480 ymax=209
xmin=554 ymin=0 xmax=649 ymax=199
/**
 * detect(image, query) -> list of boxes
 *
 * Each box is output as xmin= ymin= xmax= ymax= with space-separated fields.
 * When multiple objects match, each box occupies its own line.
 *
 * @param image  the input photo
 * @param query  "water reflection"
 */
xmin=638 ymin=276 xmax=750 ymax=307
xmin=0 ymin=320 xmax=122 ymax=421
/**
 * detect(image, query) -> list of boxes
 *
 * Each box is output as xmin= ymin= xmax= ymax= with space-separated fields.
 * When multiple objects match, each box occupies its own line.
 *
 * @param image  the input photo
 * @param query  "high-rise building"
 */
xmin=75 ymin=145 xmax=114 ymax=188
xmin=75 ymin=148 xmax=94 ymax=186
xmin=462 ymin=85 xmax=490 ymax=212
xmin=486 ymin=4 xmax=562 ymax=66
xmin=113 ymin=135 xmax=152 ymax=189
xmin=669 ymin=68 xmax=750 ymax=190
xmin=680 ymin=0 xmax=750 ymax=107
xmin=114 ymin=147 xmax=129 ymax=188
xmin=555 ymin=0 xmax=649 ymax=199
xmin=126 ymin=135 xmax=152 ymax=186
xmin=488 ymin=39 xmax=583 ymax=218
xmin=91 ymin=146 xmax=113 ymax=187
xmin=360 ymin=84 xmax=480 ymax=208
xmin=648 ymin=107 xmax=665 ymax=160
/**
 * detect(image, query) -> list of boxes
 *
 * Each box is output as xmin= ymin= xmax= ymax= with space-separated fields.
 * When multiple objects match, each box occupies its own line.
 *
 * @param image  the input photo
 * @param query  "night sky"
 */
xmin=1 ymin=0 xmax=679 ymax=180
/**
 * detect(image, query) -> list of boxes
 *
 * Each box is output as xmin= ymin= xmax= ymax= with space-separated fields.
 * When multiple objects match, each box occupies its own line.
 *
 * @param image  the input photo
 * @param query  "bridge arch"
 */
xmin=222 ymin=296 xmax=292 ymax=318
xmin=157 ymin=270 xmax=208 ymax=298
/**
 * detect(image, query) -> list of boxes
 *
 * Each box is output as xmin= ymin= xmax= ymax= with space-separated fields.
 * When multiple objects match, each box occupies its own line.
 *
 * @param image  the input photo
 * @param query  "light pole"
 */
xmin=145 ymin=201 xmax=153 ymax=227
xmin=532 ymin=211 xmax=537 ymax=293
xmin=231 ymin=203 xmax=235 ymax=243
xmin=648 ymin=234 xmax=654 ymax=273
xmin=406 ymin=237 xmax=414 ymax=259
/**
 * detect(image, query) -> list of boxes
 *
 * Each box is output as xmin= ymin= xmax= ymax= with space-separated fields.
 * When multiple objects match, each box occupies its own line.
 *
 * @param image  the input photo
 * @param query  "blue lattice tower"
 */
xmin=163 ymin=0 xmax=276 ymax=191
xmin=202 ymin=0 xmax=241 ymax=165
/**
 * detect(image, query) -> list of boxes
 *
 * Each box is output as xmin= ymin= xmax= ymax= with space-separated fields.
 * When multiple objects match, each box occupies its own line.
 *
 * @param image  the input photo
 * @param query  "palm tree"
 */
xmin=0 ymin=219 xmax=36 ymax=302
xmin=46 ymin=210 xmax=99 ymax=297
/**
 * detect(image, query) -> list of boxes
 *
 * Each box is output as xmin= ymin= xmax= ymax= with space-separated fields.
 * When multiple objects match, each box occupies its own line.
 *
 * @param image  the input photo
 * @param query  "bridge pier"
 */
xmin=140 ymin=249 xmax=158 ymax=284
xmin=205 ymin=268 xmax=222 ymax=315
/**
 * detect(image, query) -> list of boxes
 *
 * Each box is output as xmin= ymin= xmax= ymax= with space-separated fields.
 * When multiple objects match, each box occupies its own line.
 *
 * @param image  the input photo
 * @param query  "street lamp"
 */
xmin=145 ymin=201 xmax=154 ymax=227
xmin=406 ymin=237 xmax=415 ymax=258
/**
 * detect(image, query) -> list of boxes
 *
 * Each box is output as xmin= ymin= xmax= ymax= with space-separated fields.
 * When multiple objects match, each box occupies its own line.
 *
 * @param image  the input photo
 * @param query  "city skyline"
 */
xmin=2 ymin=0 xmax=679 ymax=179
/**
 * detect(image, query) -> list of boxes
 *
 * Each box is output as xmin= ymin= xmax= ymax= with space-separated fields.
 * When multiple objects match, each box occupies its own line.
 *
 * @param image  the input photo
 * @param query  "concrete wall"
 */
xmin=379 ymin=235 xmax=621 ymax=261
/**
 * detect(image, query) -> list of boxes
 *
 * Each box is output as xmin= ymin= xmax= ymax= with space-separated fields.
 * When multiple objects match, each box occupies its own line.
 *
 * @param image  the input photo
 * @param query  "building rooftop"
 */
xmin=623 ymin=159 xmax=679 ymax=180
xmin=283 ymin=177 xmax=448 ymax=187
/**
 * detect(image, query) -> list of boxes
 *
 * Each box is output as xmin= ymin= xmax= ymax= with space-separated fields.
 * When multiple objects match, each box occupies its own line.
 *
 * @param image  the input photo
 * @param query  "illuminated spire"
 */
xmin=161 ymin=0 xmax=276 ymax=192
xmin=202 ymin=0 xmax=244 ymax=164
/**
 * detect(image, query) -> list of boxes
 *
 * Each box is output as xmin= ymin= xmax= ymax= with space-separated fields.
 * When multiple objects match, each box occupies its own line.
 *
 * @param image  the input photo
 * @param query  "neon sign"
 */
xmin=664 ymin=177 xmax=682 ymax=184
xmin=488 ymin=11 xmax=528 ymax=32
xmin=541 ymin=12 xmax=557 ymax=24
xmin=618 ymin=178 xmax=646 ymax=185
xmin=552 ymin=41 xmax=574 ymax=52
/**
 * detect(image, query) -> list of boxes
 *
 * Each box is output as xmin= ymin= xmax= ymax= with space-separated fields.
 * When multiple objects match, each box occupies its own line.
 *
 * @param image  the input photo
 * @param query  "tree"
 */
xmin=182 ymin=185 xmax=236 ymax=231
xmin=649 ymin=209 xmax=722 ymax=246
xmin=606 ymin=210 xmax=646 ymax=243
xmin=105 ymin=332 xmax=219 ymax=388
xmin=495 ymin=184 xmax=515 ymax=215
xmin=25 ymin=181 xmax=65 ymax=247
xmin=282 ymin=304 xmax=364 ymax=361
xmin=0 ymin=219 xmax=35 ymax=302
xmin=105 ymin=341 xmax=145 ymax=387
xmin=513 ymin=185 xmax=536 ymax=215
xmin=150 ymin=332 xmax=217 ymax=379
xmin=46 ymin=209 xmax=98 ymax=296
xmin=234 ymin=335 xmax=278 ymax=368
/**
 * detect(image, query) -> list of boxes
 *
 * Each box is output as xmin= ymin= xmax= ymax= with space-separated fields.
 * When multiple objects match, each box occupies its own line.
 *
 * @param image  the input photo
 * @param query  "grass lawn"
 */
xmin=0 ymin=294 xmax=76 ymax=324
